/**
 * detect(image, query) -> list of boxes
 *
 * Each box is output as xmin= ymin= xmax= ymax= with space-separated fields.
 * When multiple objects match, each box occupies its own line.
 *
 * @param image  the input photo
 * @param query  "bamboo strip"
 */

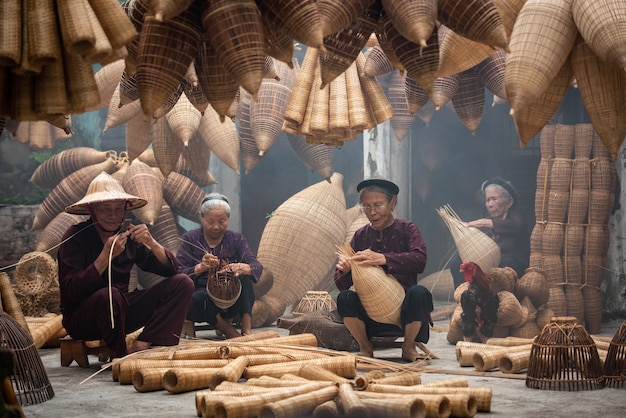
xmin=223 ymin=345 xmax=330 ymax=359
xmin=29 ymin=314 xmax=63 ymax=349
xmin=485 ymin=336 xmax=536 ymax=346
xmin=356 ymin=52 xmax=394 ymax=124
xmin=359 ymin=396 xmax=426 ymax=418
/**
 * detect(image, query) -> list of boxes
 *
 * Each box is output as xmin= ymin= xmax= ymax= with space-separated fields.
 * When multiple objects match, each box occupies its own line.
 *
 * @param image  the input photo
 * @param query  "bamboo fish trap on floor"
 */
xmin=437 ymin=204 xmax=501 ymax=271
xmin=604 ymin=320 xmax=626 ymax=388
xmin=337 ymin=243 xmax=404 ymax=326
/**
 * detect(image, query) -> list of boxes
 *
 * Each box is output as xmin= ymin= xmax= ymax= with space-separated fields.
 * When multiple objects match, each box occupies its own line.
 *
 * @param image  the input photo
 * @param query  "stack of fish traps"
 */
xmin=531 ymin=123 xmax=616 ymax=334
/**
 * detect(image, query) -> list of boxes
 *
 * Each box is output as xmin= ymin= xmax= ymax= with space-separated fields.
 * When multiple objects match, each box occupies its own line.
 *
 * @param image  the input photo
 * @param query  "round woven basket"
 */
xmin=206 ymin=270 xmax=241 ymax=310
xmin=489 ymin=267 xmax=517 ymax=293
xmin=541 ymin=224 xmax=564 ymax=256
xmin=496 ymin=291 xmax=526 ymax=328
xmin=530 ymin=223 xmax=543 ymax=254
xmin=568 ymin=189 xmax=589 ymax=224
xmin=539 ymin=125 xmax=555 ymax=159
xmin=603 ymin=320 xmax=626 ymax=388
xmin=554 ymin=124 xmax=575 ymax=159
xmin=549 ymin=159 xmax=572 ymax=192
xmin=547 ymin=286 xmax=567 ymax=317
xmin=588 ymin=189 xmax=611 ymax=225
xmin=15 ymin=252 xmax=57 ymax=296
xmin=516 ymin=267 xmax=549 ymax=308
xmin=526 ymin=316 xmax=604 ymax=391
xmin=547 ymin=190 xmax=569 ymax=223
xmin=292 ymin=291 xmax=337 ymax=316
xmin=571 ymin=159 xmax=590 ymax=190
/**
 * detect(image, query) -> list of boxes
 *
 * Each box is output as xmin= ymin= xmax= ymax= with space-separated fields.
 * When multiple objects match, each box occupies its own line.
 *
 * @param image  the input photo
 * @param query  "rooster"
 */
xmin=459 ymin=261 xmax=500 ymax=343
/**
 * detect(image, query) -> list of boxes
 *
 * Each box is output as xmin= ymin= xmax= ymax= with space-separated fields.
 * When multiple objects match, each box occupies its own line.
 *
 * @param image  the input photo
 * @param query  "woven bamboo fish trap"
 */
xmin=431 ymin=74 xmax=460 ymax=111
xmin=540 ymin=124 xmax=556 ymax=159
xmin=571 ymin=158 xmax=590 ymax=190
xmin=564 ymin=225 xmax=584 ymax=257
xmin=104 ymin=89 xmax=142 ymax=132
xmin=549 ymin=159 xmax=572 ymax=192
xmin=547 ymin=190 xmax=569 ymax=224
xmin=150 ymin=0 xmax=194 ymax=22
xmin=197 ymin=102 xmax=240 ymax=173
xmin=530 ymin=223 xmax=543 ymax=253
xmin=56 ymin=0 xmax=96 ymax=56
xmin=385 ymin=20 xmax=439 ymax=96
xmin=0 ymin=311 xmax=54 ymax=405
xmin=250 ymin=59 xmax=296 ymax=155
xmin=165 ymin=93 xmax=201 ymax=146
xmin=451 ymin=67 xmax=485 ymax=135
xmin=86 ymin=59 xmax=126 ymax=112
xmin=83 ymin=2 xmax=113 ymax=64
xmin=568 ymin=189 xmax=589 ymax=224
xmin=119 ymin=70 xmax=140 ymax=105
xmin=517 ymin=267 xmax=549 ymax=308
xmin=526 ymin=316 xmax=604 ymax=391
xmin=588 ymin=189 xmax=612 ymax=225
xmin=582 ymin=286 xmax=602 ymax=334
xmin=438 ymin=0 xmax=508 ymax=50
xmin=161 ymin=170 xmax=205 ymax=221
xmin=387 ymin=70 xmax=414 ymax=141
xmin=476 ymin=49 xmax=507 ymax=100
xmin=32 ymin=157 xmax=116 ymax=230
xmin=574 ymin=123 xmax=594 ymax=159
xmin=180 ymin=134 xmax=215 ymax=186
xmin=356 ymin=53 xmax=394 ymax=125
xmin=285 ymin=134 xmax=334 ymax=180
xmin=256 ymin=0 xmax=324 ymax=52
xmin=337 ymin=243 xmax=404 ymax=326
xmin=547 ymin=286 xmax=567 ymax=316
xmin=63 ymin=50 xmax=102 ymax=114
xmin=564 ymin=284 xmax=584 ymax=323
xmin=590 ymin=158 xmax=614 ymax=191
xmin=201 ymin=0 xmax=265 ymax=98
xmin=505 ymin=0 xmax=578 ymax=115
xmin=592 ymin=130 xmax=612 ymax=159
xmin=571 ymin=0 xmax=626 ymax=71
xmin=30 ymin=147 xmax=114 ymax=189
xmin=583 ymin=254 xmax=605 ymax=288
xmin=123 ymin=159 xmax=162 ymax=225
xmin=318 ymin=2 xmax=381 ymax=87
xmin=291 ymin=291 xmax=337 ymax=316
xmin=149 ymin=203 xmax=180 ymax=254
xmin=405 ymin=75 xmax=430 ymax=114
xmin=257 ymin=174 xmax=347 ymax=323
xmin=514 ymin=58 xmax=573 ymax=148
xmin=554 ymin=124 xmax=575 ymax=159
xmin=34 ymin=61 xmax=68 ymax=117
xmin=489 ymin=266 xmax=517 ymax=293
xmin=34 ymin=212 xmax=88 ymax=257
xmin=317 ymin=0 xmax=371 ymax=37
xmin=362 ymin=44 xmax=397 ymax=77
xmin=283 ymin=47 xmax=317 ymax=127
xmin=327 ymin=72 xmax=350 ymax=135
xmin=535 ymin=188 xmax=547 ymax=221
xmin=437 ymin=23 xmax=493 ymax=79
xmin=564 ymin=256 xmax=583 ymax=285
xmin=181 ymin=78 xmax=209 ymax=115
xmin=237 ymin=89 xmax=263 ymax=174
xmin=137 ymin=8 xmax=201 ymax=119
xmin=438 ymin=204 xmax=501 ymax=271
xmin=585 ymin=225 xmax=609 ymax=257
xmin=603 ymin=320 xmax=626 ymax=388
xmin=382 ymin=0 xmax=436 ymax=47
xmin=152 ymin=83 xmax=184 ymax=120
xmin=0 ymin=0 xmax=21 ymax=67
xmin=152 ymin=116 xmax=183 ymax=177
xmin=125 ymin=114 xmax=153 ymax=162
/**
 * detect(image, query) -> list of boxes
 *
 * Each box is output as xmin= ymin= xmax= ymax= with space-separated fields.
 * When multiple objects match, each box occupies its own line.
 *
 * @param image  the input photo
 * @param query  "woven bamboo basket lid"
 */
xmin=388 ymin=71 xmax=414 ymax=141
xmin=356 ymin=52 xmax=394 ymax=124
xmin=451 ymin=67 xmax=485 ymax=135
xmin=56 ymin=0 xmax=96 ymax=56
xmin=431 ymin=74 xmax=460 ymax=111
xmin=257 ymin=174 xmax=346 ymax=322
xmin=251 ymin=59 xmax=296 ymax=155
xmin=137 ymin=10 xmax=201 ymax=119
xmin=319 ymin=2 xmax=381 ymax=87
xmin=572 ymin=0 xmax=626 ymax=71
xmin=405 ymin=75 xmax=430 ymax=114
xmin=285 ymin=134 xmax=333 ymax=180
xmin=385 ymin=20 xmax=439 ymax=96
xmin=165 ymin=93 xmax=201 ymax=146
xmin=125 ymin=114 xmax=152 ymax=162
xmin=564 ymin=225 xmax=584 ymax=257
xmin=201 ymin=0 xmax=265 ymax=98
xmin=505 ymin=0 xmax=578 ymax=115
xmin=32 ymin=157 xmax=116 ymax=230
xmin=152 ymin=116 xmax=183 ymax=177
xmin=526 ymin=316 xmax=604 ymax=390
xmin=256 ymin=0 xmax=324 ymax=52
xmin=123 ymin=159 xmax=162 ymax=225
xmin=438 ymin=0 xmax=508 ymax=50
xmin=197 ymin=102 xmax=240 ymax=173
xmin=161 ymin=170 xmax=205 ymax=221
xmin=0 ymin=0 xmax=21 ymax=67
xmin=237 ymin=89 xmax=263 ymax=174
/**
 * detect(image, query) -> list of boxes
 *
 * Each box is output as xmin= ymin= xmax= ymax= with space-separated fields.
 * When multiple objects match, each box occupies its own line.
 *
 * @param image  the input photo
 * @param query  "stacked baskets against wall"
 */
xmin=531 ymin=123 xmax=615 ymax=333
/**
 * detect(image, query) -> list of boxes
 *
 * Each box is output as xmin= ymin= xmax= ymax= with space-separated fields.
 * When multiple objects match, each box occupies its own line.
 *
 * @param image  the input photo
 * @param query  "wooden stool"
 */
xmin=59 ymin=337 xmax=111 ymax=368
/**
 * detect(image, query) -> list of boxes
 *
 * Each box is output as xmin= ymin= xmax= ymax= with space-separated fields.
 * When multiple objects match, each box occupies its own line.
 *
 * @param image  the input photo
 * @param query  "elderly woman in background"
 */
xmin=450 ymin=177 xmax=530 ymax=288
xmin=176 ymin=193 xmax=262 ymax=338
xmin=335 ymin=179 xmax=433 ymax=362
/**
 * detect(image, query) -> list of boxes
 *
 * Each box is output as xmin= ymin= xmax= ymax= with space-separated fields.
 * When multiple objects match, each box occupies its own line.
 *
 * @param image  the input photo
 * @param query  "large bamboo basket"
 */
xmin=125 ymin=115 xmax=153 ymax=163
xmin=476 ymin=49 xmax=507 ymax=100
xmin=438 ymin=0 xmax=508 ymax=50
xmin=32 ymin=157 xmax=116 ymax=230
xmin=238 ymin=89 xmax=264 ymax=174
xmin=195 ymin=39 xmax=240 ymax=119
xmin=197 ymin=103 xmax=240 ymax=173
xmin=180 ymin=134 xmax=216 ymax=186
xmin=405 ymin=75 xmax=430 ymax=114
xmin=30 ymin=147 xmax=113 ymax=189
xmin=285 ymin=134 xmax=334 ymax=180
xmin=256 ymin=0 xmax=324 ymax=52
xmin=572 ymin=0 xmax=626 ymax=71
xmin=337 ymin=243 xmax=404 ymax=326
xmin=437 ymin=204 xmax=501 ymax=271
xmin=256 ymin=174 xmax=347 ymax=323
xmin=319 ymin=2 xmax=381 ymax=87
xmin=152 ymin=116 xmax=183 ymax=177
xmin=387 ymin=70 xmax=414 ymax=142
xmin=161 ymin=170 xmax=205 ymax=221
xmin=123 ymin=159 xmax=163 ymax=225
xmin=526 ymin=316 xmax=604 ymax=391
xmin=451 ymin=67 xmax=485 ymax=135
xmin=201 ymin=0 xmax=265 ymax=97
xmin=35 ymin=212 xmax=88 ymax=257
xmin=603 ymin=320 xmax=626 ymax=388
xmin=505 ymin=0 xmax=578 ymax=115
xmin=513 ymin=58 xmax=573 ymax=147
xmin=251 ymin=59 xmax=296 ymax=155
xmin=570 ymin=40 xmax=626 ymax=159
xmin=136 ymin=8 xmax=201 ymax=119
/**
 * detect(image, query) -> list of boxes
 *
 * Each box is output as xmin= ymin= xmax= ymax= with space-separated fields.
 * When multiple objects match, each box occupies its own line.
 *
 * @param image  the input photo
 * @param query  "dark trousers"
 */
xmin=336 ymin=285 xmax=433 ymax=343
xmin=187 ymin=275 xmax=255 ymax=325
xmin=62 ymin=273 xmax=194 ymax=357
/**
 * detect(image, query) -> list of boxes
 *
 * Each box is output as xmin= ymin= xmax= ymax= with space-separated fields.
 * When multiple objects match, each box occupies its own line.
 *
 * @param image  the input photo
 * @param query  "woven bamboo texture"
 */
xmin=517 ymin=268 xmax=549 ymax=308
xmin=31 ymin=157 xmax=116 ymax=230
xmin=83 ymin=2 xmax=112 ymax=64
xmin=285 ymin=133 xmax=334 ymax=180
xmin=505 ymin=0 xmax=578 ymax=115
xmin=526 ymin=316 xmax=604 ymax=390
xmin=104 ymin=88 xmax=142 ymax=132
xmin=165 ymin=93 xmax=201 ymax=146
xmin=405 ymin=75 xmax=430 ymax=114
xmin=437 ymin=204 xmax=501 ymax=271
xmin=431 ymin=74 xmax=460 ymax=111
xmin=151 ymin=116 xmax=182 ymax=177
xmin=161 ymin=170 xmax=205 ymax=221
xmin=34 ymin=212 xmax=87 ymax=258
xmin=256 ymin=0 xmax=324 ymax=51
xmin=256 ymin=174 xmax=346 ymax=323
xmin=244 ymin=356 xmax=357 ymax=380
xmin=30 ymin=147 xmax=112 ymax=189
xmin=358 ymin=391 xmax=452 ymax=418
xmin=574 ymin=123 xmax=594 ymax=159
xmin=452 ymin=67 xmax=485 ymax=135
xmin=603 ymin=320 xmax=626 ymax=388
xmin=317 ymin=0 xmax=372 ymax=37
xmin=120 ymin=70 xmax=140 ymax=105
xmin=438 ymin=0 xmax=508 ymax=50
xmin=123 ymin=159 xmax=162 ymax=225
xmin=201 ymin=0 xmax=265 ymax=97
xmin=388 ymin=70 xmax=414 ymax=141
xmin=0 ymin=0 xmax=21 ymax=67
xmin=363 ymin=44 xmax=396 ymax=77
xmin=260 ymin=386 xmax=339 ymax=418
xmin=197 ymin=103 xmax=240 ymax=173
xmin=238 ymin=88 xmax=264 ymax=174
xmin=179 ymin=133 xmax=214 ymax=186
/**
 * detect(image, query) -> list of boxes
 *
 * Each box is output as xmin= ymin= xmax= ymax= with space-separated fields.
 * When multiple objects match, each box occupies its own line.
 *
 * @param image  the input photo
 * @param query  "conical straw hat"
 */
xmin=65 ymin=171 xmax=146 ymax=215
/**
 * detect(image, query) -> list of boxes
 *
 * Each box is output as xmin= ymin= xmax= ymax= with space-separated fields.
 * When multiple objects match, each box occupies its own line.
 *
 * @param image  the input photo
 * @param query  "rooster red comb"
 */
xmin=459 ymin=261 xmax=477 ymax=283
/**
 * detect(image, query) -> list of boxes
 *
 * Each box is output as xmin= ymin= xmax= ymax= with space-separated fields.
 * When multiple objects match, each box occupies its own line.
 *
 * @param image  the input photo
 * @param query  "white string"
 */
xmin=108 ymin=233 xmax=122 ymax=329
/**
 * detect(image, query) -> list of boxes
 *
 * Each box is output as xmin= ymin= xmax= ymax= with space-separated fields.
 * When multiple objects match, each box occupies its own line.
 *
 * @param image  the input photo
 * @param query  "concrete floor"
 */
xmin=20 ymin=309 xmax=626 ymax=418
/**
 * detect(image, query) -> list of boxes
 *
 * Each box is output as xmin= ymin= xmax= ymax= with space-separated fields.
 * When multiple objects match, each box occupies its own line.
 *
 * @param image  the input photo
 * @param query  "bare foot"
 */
xmin=357 ymin=342 xmax=374 ymax=358
xmin=129 ymin=340 xmax=151 ymax=353
xmin=401 ymin=342 xmax=422 ymax=362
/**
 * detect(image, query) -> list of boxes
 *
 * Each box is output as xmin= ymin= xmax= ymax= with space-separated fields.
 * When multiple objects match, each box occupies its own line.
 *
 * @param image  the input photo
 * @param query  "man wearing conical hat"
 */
xmin=57 ymin=172 xmax=194 ymax=357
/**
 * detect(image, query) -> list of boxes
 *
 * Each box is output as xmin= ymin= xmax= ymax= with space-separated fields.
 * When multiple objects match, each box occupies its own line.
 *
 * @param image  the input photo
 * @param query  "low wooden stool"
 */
xmin=60 ymin=336 xmax=111 ymax=368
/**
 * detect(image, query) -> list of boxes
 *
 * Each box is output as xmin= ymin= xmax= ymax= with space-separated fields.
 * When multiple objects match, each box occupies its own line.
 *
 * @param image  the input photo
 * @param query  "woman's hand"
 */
xmin=199 ymin=253 xmax=220 ymax=272
xmin=351 ymin=249 xmax=386 ymax=266
xmin=225 ymin=263 xmax=251 ymax=276
xmin=336 ymin=256 xmax=351 ymax=273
